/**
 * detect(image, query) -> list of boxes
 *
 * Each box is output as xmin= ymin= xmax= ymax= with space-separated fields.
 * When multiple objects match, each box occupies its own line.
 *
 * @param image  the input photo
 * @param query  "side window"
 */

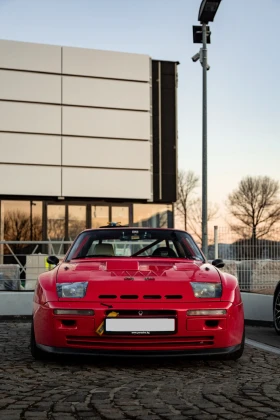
xmin=181 ymin=234 xmax=204 ymax=260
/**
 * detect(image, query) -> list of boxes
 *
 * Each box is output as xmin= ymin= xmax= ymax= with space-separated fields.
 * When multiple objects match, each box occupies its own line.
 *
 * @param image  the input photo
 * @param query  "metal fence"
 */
xmin=1 ymin=229 xmax=280 ymax=294
xmin=210 ymin=226 xmax=280 ymax=294
xmin=0 ymin=240 xmax=71 ymax=291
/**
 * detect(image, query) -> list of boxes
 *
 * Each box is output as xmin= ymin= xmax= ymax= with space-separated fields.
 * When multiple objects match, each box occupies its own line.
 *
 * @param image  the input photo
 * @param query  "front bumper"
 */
xmin=33 ymin=301 xmax=244 ymax=354
xmin=37 ymin=343 xmax=242 ymax=358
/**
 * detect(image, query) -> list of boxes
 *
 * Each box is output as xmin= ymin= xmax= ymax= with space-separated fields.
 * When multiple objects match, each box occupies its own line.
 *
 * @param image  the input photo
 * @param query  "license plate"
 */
xmin=105 ymin=318 xmax=175 ymax=334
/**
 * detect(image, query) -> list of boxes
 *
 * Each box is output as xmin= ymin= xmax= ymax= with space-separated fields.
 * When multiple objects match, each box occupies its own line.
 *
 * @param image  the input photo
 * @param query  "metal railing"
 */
xmin=0 ymin=240 xmax=71 ymax=291
xmin=1 ymin=230 xmax=280 ymax=294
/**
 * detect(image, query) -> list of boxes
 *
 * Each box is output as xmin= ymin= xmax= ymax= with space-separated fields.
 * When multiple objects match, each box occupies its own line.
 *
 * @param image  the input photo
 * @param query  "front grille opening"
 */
xmin=105 ymin=310 xmax=177 ymax=316
xmin=99 ymin=295 xmax=117 ymax=299
xmin=205 ymin=320 xmax=219 ymax=327
xmin=120 ymin=295 xmax=138 ymax=299
xmin=66 ymin=335 xmax=215 ymax=347
xmin=165 ymin=295 xmax=183 ymax=299
xmin=143 ymin=295 xmax=161 ymax=299
xmin=61 ymin=320 xmax=76 ymax=327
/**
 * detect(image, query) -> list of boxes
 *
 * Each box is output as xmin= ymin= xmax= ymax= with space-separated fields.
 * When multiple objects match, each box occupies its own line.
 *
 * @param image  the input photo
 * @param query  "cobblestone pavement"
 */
xmin=1 ymin=321 xmax=280 ymax=420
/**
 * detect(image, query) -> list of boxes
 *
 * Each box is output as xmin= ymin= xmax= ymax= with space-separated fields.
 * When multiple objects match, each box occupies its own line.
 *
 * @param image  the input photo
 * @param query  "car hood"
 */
xmin=56 ymin=258 xmax=222 ymax=303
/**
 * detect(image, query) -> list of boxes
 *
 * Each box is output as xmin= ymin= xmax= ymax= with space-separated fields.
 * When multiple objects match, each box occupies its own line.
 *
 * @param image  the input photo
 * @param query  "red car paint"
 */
xmin=32 ymin=228 xmax=244 ymax=358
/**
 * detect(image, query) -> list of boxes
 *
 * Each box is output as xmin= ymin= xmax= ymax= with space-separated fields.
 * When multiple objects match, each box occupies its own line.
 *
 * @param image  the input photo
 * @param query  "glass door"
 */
xmin=91 ymin=205 xmax=109 ymax=228
xmin=47 ymin=205 xmax=66 ymax=241
xmin=47 ymin=205 xmax=66 ymax=255
xmin=68 ymin=205 xmax=86 ymax=241
xmin=111 ymin=206 xmax=129 ymax=226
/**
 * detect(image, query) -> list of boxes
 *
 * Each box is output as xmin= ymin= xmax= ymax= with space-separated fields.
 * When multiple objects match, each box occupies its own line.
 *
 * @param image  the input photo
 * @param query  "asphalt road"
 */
xmin=1 ymin=321 xmax=280 ymax=420
xmin=245 ymin=325 xmax=280 ymax=349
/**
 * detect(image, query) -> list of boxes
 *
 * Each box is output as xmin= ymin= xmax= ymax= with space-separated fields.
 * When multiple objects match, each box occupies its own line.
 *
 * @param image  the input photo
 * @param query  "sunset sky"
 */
xmin=0 ymin=0 xmax=279 ymax=227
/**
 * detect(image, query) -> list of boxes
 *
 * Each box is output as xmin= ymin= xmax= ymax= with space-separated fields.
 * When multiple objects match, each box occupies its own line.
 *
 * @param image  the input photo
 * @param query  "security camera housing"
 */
xmin=192 ymin=52 xmax=200 ymax=62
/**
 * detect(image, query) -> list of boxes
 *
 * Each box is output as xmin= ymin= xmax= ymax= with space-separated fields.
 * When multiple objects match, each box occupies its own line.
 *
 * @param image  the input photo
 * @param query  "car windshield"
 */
xmin=66 ymin=229 xmax=204 ymax=261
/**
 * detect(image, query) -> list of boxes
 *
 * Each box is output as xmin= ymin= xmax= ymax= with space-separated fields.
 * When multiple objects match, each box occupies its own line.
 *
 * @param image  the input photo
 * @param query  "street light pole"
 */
xmin=201 ymin=22 xmax=208 ymax=258
xmin=192 ymin=0 xmax=222 ymax=258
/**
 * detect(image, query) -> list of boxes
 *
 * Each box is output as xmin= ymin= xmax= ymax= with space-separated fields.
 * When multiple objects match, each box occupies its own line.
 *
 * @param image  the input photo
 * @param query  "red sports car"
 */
xmin=31 ymin=227 xmax=244 ymax=359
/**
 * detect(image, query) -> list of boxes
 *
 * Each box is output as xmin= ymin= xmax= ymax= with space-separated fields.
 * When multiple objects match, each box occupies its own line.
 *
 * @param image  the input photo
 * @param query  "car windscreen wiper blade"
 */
xmin=187 ymin=256 xmax=202 ymax=260
xmin=71 ymin=255 xmax=114 ymax=259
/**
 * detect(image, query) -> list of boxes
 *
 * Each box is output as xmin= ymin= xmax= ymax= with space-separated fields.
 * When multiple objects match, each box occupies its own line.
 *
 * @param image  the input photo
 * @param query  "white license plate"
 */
xmin=105 ymin=318 xmax=175 ymax=333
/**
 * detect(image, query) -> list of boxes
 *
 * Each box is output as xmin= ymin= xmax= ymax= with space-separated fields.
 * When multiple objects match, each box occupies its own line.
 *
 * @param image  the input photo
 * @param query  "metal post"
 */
xmin=30 ymin=201 xmax=33 ymax=242
xmin=201 ymin=23 xmax=208 ymax=258
xmin=0 ymin=202 xmax=4 ymax=264
xmin=214 ymin=225 xmax=218 ymax=259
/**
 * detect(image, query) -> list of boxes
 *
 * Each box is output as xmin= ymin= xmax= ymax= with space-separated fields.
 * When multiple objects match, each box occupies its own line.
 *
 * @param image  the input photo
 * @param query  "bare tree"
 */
xmin=47 ymin=219 xmax=65 ymax=241
xmin=69 ymin=218 xmax=86 ymax=240
xmin=3 ymin=210 xmax=42 ymax=260
xmin=176 ymin=170 xmax=199 ymax=231
xmin=188 ymin=199 xmax=219 ymax=244
xmin=227 ymin=176 xmax=280 ymax=241
xmin=4 ymin=210 xmax=41 ymax=243
xmin=4 ymin=210 xmax=30 ymax=242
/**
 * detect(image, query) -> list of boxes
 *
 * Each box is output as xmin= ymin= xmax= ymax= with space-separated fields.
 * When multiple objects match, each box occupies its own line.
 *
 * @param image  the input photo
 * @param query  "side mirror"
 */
xmin=47 ymin=255 xmax=59 ymax=266
xmin=212 ymin=258 xmax=225 ymax=268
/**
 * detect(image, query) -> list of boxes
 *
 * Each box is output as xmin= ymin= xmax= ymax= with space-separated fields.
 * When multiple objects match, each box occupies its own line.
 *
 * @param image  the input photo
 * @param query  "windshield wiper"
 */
xmin=71 ymin=255 xmax=114 ymax=259
xmin=186 ymin=256 xmax=202 ymax=260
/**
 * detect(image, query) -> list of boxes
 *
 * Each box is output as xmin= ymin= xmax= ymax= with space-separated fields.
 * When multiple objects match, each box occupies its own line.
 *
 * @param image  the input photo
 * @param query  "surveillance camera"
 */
xmin=199 ymin=62 xmax=211 ymax=71
xmin=191 ymin=52 xmax=200 ymax=62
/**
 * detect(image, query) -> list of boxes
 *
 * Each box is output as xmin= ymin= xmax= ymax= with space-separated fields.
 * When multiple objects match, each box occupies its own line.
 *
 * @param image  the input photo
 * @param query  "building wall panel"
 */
xmin=62 ymin=46 xmax=150 ymax=81
xmin=0 ymin=70 xmax=61 ymax=104
xmin=62 ymin=76 xmax=149 ymax=110
xmin=0 ymin=164 xmax=61 ymax=196
xmin=62 ymin=107 xmax=150 ymax=140
xmin=62 ymin=137 xmax=150 ymax=169
xmin=0 ymin=39 xmax=61 ymax=73
xmin=0 ymin=133 xmax=61 ymax=166
xmin=0 ymin=101 xmax=61 ymax=134
xmin=62 ymin=167 xmax=151 ymax=199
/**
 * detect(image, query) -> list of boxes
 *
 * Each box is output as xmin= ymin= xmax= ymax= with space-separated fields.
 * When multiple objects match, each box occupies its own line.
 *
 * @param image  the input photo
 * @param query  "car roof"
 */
xmin=82 ymin=226 xmax=189 ymax=234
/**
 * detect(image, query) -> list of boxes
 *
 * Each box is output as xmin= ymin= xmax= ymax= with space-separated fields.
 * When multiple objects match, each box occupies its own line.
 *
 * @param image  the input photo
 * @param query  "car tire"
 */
xmin=30 ymin=320 xmax=45 ymax=360
xmin=225 ymin=328 xmax=245 ymax=361
xmin=273 ymin=287 xmax=280 ymax=335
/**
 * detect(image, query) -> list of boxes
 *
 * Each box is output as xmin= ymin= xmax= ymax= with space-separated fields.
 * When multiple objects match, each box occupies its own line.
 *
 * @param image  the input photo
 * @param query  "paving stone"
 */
xmin=1 ymin=321 xmax=280 ymax=420
xmin=136 ymin=416 xmax=161 ymax=420
xmin=24 ymin=413 xmax=48 ymax=419
xmin=245 ymin=413 xmax=268 ymax=419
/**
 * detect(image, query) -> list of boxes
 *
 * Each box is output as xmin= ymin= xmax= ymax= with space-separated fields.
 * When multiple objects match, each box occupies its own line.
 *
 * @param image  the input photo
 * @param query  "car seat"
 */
xmin=93 ymin=243 xmax=115 ymax=256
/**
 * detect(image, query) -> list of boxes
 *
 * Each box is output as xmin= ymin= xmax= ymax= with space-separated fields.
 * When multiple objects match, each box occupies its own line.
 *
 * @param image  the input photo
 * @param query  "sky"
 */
xmin=0 ymin=0 xmax=279 ymax=224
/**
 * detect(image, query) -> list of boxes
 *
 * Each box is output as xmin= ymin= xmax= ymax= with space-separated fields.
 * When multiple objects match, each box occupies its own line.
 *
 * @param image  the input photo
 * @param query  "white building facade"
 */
xmin=0 ymin=39 xmax=178 ymax=244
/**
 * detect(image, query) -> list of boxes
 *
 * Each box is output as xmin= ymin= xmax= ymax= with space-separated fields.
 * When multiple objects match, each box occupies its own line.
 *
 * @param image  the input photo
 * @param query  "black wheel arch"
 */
xmin=273 ymin=281 xmax=280 ymax=304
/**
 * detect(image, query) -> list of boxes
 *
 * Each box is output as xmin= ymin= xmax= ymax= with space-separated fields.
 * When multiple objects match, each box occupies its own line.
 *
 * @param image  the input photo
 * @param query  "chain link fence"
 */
xmin=210 ymin=226 xmax=280 ymax=294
